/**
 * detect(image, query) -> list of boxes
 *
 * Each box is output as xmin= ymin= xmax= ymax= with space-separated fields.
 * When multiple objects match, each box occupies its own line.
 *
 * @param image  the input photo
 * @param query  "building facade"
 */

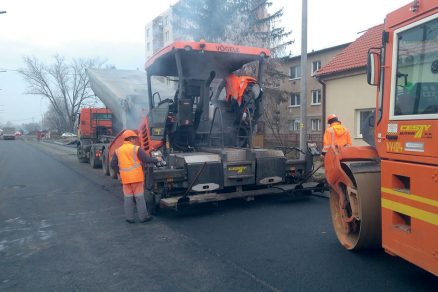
xmin=145 ymin=8 xmax=175 ymax=60
xmin=315 ymin=24 xmax=383 ymax=146
xmin=267 ymin=44 xmax=350 ymax=148
xmin=145 ymin=2 xmax=196 ymax=60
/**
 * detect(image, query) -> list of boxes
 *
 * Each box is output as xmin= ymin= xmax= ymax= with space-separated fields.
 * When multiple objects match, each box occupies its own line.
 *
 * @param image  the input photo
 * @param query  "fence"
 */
xmin=263 ymin=133 xmax=323 ymax=150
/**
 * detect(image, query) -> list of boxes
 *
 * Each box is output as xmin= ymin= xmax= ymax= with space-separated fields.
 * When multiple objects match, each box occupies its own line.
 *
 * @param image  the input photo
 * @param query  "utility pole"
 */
xmin=299 ymin=0 xmax=308 ymax=159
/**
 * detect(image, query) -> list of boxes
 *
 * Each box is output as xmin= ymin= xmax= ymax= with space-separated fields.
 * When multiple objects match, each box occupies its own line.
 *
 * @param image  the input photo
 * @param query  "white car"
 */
xmin=61 ymin=132 xmax=77 ymax=137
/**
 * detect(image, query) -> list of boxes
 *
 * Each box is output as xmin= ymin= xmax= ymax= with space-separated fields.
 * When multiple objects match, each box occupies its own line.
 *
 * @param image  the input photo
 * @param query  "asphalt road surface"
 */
xmin=0 ymin=138 xmax=437 ymax=291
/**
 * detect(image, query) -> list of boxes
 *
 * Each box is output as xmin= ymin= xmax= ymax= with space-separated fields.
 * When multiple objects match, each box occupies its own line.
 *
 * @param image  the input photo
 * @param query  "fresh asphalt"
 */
xmin=0 ymin=138 xmax=436 ymax=291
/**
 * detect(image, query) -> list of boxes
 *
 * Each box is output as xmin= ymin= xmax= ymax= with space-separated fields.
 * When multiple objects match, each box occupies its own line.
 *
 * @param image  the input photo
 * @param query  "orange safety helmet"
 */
xmin=123 ymin=130 xmax=138 ymax=140
xmin=327 ymin=114 xmax=339 ymax=124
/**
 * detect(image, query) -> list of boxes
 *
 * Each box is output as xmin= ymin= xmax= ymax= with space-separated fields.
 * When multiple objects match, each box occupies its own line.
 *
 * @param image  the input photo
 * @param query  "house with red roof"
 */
xmin=315 ymin=24 xmax=384 ymax=146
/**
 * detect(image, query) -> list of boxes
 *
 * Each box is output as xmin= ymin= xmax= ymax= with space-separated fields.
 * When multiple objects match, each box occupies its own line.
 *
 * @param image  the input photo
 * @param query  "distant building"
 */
xmin=145 ymin=3 xmax=193 ymax=60
xmin=145 ymin=8 xmax=173 ymax=60
xmin=263 ymin=43 xmax=350 ymax=149
xmin=315 ymin=24 xmax=383 ymax=146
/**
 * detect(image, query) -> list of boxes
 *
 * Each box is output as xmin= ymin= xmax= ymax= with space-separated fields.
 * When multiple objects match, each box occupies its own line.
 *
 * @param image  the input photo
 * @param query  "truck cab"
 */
xmin=368 ymin=0 xmax=438 ymax=275
xmin=76 ymin=108 xmax=113 ymax=167
xmin=2 ymin=127 xmax=17 ymax=140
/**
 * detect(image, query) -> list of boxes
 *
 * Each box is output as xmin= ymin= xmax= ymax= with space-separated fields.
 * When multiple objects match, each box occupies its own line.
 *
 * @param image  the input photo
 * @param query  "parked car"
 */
xmin=61 ymin=132 xmax=77 ymax=137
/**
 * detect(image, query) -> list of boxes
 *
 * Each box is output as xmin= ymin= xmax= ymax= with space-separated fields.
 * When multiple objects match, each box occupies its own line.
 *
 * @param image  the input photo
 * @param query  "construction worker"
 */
xmin=111 ymin=130 xmax=161 ymax=223
xmin=322 ymin=114 xmax=352 ymax=154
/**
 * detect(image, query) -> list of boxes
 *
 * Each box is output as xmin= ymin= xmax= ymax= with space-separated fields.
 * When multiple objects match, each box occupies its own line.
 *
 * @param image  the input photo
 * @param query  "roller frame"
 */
xmin=325 ymin=146 xmax=382 ymax=250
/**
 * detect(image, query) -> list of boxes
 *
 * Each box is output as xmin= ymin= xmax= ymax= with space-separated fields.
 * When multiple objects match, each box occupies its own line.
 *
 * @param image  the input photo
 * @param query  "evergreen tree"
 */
xmin=172 ymin=0 xmax=239 ymax=42
xmin=172 ymin=0 xmax=293 ymax=144
xmin=172 ymin=0 xmax=292 ymax=58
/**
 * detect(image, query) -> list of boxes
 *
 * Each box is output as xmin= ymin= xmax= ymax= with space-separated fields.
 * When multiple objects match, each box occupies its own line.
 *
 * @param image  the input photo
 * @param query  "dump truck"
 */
xmin=324 ymin=0 xmax=438 ymax=276
xmin=87 ymin=41 xmax=325 ymax=211
xmin=86 ymin=69 xmax=167 ymax=177
xmin=76 ymin=108 xmax=114 ymax=168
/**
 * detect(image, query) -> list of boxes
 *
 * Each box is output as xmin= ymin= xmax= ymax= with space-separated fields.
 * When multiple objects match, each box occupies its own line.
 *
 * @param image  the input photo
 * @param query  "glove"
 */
xmin=155 ymin=160 xmax=166 ymax=167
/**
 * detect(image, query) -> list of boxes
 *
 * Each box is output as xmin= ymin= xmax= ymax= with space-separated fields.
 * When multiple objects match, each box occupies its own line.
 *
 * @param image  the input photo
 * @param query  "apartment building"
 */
xmin=145 ymin=8 xmax=176 ymax=60
xmin=272 ymin=43 xmax=350 ymax=147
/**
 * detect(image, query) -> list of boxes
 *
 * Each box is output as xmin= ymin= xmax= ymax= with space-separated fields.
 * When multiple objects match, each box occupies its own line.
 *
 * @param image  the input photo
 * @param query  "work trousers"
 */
xmin=122 ymin=181 xmax=150 ymax=221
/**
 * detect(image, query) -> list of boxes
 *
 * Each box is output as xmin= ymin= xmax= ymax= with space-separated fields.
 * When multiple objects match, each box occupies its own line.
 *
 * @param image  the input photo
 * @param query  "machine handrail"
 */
xmin=208 ymin=106 xmax=225 ymax=149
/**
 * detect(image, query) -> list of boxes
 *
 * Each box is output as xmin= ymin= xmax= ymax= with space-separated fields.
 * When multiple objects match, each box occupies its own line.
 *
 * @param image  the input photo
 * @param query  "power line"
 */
xmin=0 ymin=117 xmax=37 ymax=123
xmin=0 ymin=67 xmax=92 ymax=76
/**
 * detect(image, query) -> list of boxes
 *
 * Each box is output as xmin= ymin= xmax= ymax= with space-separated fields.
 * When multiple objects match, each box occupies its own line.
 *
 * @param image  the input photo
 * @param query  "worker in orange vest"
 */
xmin=111 ymin=130 xmax=161 ymax=223
xmin=322 ymin=114 xmax=352 ymax=154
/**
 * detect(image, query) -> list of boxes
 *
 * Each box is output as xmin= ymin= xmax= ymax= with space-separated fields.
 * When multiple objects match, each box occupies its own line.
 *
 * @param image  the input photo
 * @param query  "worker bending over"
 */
xmin=111 ymin=130 xmax=161 ymax=223
xmin=322 ymin=114 xmax=352 ymax=154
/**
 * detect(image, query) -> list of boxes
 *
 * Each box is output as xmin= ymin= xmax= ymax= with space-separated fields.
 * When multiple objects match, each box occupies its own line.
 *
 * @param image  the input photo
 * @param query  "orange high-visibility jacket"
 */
xmin=322 ymin=122 xmax=352 ymax=153
xmin=115 ymin=141 xmax=144 ymax=184
xmin=225 ymin=74 xmax=257 ymax=106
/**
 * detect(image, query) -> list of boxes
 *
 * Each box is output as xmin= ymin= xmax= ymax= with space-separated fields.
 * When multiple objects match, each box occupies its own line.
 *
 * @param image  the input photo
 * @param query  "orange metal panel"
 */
xmin=145 ymin=41 xmax=270 ymax=70
xmin=78 ymin=108 xmax=112 ymax=138
xmin=386 ymin=0 xmax=438 ymax=30
xmin=137 ymin=116 xmax=163 ymax=154
xmin=381 ymin=160 xmax=438 ymax=276
xmin=324 ymin=146 xmax=379 ymax=197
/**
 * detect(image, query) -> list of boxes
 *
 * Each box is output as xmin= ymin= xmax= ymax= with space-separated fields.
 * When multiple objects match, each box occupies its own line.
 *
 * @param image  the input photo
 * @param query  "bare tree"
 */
xmin=225 ymin=1 xmax=293 ymax=147
xmin=262 ymin=89 xmax=288 ymax=147
xmin=42 ymin=103 xmax=67 ymax=133
xmin=21 ymin=122 xmax=41 ymax=134
xmin=19 ymin=55 xmax=105 ymax=132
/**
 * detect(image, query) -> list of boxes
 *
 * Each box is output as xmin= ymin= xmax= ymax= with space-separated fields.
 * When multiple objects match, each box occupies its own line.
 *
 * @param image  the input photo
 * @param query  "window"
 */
xmin=356 ymin=109 xmax=373 ymax=137
xmin=147 ymin=42 xmax=150 ymax=51
xmin=146 ymin=28 xmax=150 ymax=38
xmin=289 ymin=119 xmax=300 ymax=131
xmin=165 ymin=31 xmax=170 ymax=42
xmin=289 ymin=93 xmax=300 ymax=107
xmin=311 ymin=90 xmax=321 ymax=105
xmin=164 ymin=16 xmax=169 ymax=26
xmin=289 ymin=65 xmax=301 ymax=79
xmin=312 ymin=60 xmax=321 ymax=75
xmin=311 ymin=119 xmax=321 ymax=131
xmin=92 ymin=113 xmax=112 ymax=121
xmin=393 ymin=17 xmax=438 ymax=118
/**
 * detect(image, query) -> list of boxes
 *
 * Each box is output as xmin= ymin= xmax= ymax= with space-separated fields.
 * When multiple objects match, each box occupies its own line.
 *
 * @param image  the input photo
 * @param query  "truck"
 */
xmin=76 ymin=108 xmax=114 ymax=168
xmin=2 ymin=127 xmax=17 ymax=140
xmin=324 ymin=0 xmax=438 ymax=276
xmin=86 ymin=41 xmax=325 ymax=211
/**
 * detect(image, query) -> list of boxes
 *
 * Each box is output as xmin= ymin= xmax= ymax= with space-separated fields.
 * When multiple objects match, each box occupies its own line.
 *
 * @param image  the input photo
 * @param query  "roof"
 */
xmin=315 ymin=24 xmax=383 ymax=78
xmin=144 ymin=41 xmax=270 ymax=78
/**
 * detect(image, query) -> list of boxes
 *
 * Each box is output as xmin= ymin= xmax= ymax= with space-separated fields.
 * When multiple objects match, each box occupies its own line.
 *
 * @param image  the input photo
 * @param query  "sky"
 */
xmin=0 ymin=0 xmax=411 ymax=126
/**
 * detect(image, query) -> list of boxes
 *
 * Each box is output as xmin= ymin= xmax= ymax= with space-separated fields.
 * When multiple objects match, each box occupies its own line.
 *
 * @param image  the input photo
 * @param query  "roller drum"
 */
xmin=329 ymin=160 xmax=381 ymax=250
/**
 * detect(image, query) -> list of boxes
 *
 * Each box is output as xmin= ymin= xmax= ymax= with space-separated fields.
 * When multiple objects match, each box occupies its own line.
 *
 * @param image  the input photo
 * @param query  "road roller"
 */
xmin=324 ymin=0 xmax=438 ymax=276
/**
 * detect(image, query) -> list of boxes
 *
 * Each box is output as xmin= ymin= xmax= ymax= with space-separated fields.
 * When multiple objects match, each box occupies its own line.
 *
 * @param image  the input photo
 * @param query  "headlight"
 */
xmin=150 ymin=150 xmax=162 ymax=158
xmin=151 ymin=150 xmax=167 ymax=167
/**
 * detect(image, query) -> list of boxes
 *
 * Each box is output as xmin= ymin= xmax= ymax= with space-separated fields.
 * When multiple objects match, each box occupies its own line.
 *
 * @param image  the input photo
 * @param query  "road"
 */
xmin=0 ymin=138 xmax=436 ymax=291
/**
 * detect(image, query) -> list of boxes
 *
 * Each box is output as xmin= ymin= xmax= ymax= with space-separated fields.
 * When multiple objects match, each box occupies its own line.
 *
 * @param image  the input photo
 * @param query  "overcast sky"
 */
xmin=0 ymin=0 xmax=411 ymax=125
